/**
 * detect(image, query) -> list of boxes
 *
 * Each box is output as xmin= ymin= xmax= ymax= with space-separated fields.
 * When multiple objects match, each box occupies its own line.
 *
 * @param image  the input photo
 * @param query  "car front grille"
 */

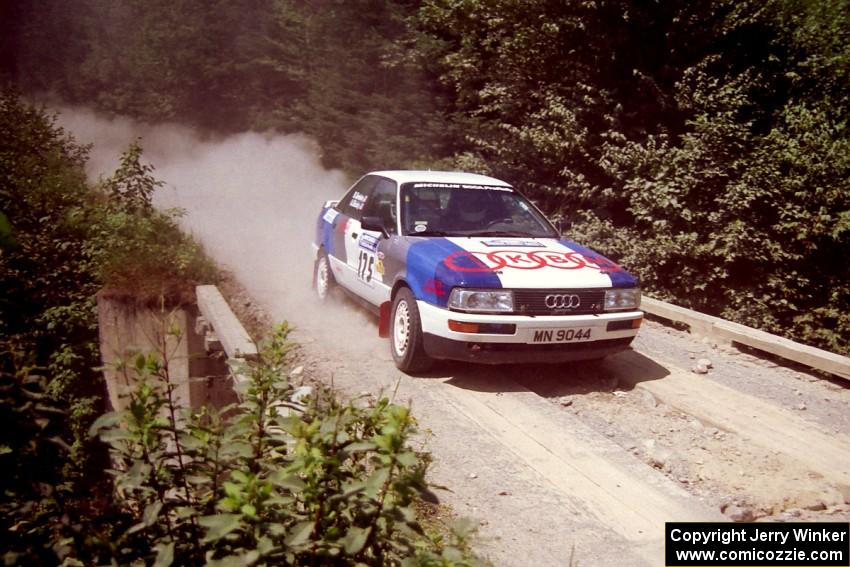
xmin=511 ymin=288 xmax=606 ymax=316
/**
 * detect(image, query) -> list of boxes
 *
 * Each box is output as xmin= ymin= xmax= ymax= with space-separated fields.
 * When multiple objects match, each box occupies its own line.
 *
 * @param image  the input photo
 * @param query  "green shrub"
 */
xmin=85 ymin=141 xmax=219 ymax=306
xmin=0 ymin=91 xmax=108 ymax=511
xmin=86 ymin=323 xmax=481 ymax=566
xmin=0 ymin=368 xmax=70 ymax=564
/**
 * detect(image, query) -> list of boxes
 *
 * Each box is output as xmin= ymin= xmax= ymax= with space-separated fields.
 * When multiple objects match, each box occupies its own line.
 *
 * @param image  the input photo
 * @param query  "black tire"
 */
xmin=390 ymin=287 xmax=432 ymax=373
xmin=314 ymin=252 xmax=335 ymax=302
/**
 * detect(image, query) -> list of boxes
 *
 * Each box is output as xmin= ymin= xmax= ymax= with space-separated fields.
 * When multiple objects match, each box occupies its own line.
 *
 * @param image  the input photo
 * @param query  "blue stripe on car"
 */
xmin=407 ymin=238 xmax=502 ymax=307
xmin=559 ymin=240 xmax=638 ymax=288
xmin=317 ymin=208 xmax=336 ymax=255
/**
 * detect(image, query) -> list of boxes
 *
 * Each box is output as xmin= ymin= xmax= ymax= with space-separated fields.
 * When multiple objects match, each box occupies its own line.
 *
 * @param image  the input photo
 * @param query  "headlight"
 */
xmin=448 ymin=289 xmax=514 ymax=313
xmin=604 ymin=288 xmax=641 ymax=311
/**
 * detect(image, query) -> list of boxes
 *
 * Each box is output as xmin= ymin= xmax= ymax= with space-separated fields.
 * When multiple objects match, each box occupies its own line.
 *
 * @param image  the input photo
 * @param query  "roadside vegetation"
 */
xmin=84 ymin=323 xmax=477 ymax=566
xmin=4 ymin=0 xmax=846 ymax=356
xmin=1 ymin=88 xmax=217 ymax=496
xmin=0 ymin=90 xmax=213 ymax=562
xmin=0 ymin=92 xmax=478 ymax=565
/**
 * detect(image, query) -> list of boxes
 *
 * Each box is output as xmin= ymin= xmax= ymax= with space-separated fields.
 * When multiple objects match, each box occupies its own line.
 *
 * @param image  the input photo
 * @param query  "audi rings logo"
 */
xmin=544 ymin=294 xmax=581 ymax=309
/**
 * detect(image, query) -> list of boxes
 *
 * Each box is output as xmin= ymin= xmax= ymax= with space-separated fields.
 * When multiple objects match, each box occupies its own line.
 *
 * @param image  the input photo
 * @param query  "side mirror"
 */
xmin=361 ymin=216 xmax=390 ymax=238
xmin=555 ymin=217 xmax=572 ymax=235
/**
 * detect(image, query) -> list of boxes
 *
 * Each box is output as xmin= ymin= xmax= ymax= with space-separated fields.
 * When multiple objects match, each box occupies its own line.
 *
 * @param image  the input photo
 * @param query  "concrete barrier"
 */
xmin=97 ymin=295 xmax=236 ymax=411
xmin=196 ymin=285 xmax=258 ymax=360
xmin=641 ymin=296 xmax=850 ymax=381
xmin=196 ymin=285 xmax=258 ymax=389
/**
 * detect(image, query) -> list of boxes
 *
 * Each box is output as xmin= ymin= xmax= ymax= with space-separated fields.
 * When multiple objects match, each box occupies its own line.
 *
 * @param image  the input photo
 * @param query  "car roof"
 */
xmin=369 ymin=170 xmax=512 ymax=188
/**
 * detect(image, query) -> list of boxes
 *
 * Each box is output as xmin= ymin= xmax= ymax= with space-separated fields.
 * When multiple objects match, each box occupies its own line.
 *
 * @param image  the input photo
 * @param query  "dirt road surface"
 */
xmin=63 ymin=112 xmax=850 ymax=566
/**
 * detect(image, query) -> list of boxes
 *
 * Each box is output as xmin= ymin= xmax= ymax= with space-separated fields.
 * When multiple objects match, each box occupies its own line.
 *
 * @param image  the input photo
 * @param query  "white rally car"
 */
xmin=312 ymin=171 xmax=643 ymax=372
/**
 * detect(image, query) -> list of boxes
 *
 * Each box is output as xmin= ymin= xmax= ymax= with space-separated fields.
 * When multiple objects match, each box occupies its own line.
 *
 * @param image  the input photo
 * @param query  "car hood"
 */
xmin=405 ymin=236 xmax=638 ymax=307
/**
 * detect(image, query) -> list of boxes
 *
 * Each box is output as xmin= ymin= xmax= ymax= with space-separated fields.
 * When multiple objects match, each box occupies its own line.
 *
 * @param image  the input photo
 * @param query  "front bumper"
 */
xmin=417 ymin=300 xmax=642 ymax=364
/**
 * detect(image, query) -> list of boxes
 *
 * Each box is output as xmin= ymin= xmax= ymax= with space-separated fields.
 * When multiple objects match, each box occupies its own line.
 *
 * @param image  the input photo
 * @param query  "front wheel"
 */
xmin=314 ymin=252 xmax=335 ymax=302
xmin=390 ymin=288 xmax=432 ymax=373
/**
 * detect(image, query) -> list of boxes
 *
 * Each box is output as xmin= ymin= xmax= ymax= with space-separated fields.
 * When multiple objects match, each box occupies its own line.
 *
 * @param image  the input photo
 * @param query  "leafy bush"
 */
xmin=0 ymin=90 xmax=99 ymax=391
xmin=566 ymin=1 xmax=850 ymax=355
xmin=0 ymin=91 xmax=227 ymax=564
xmin=0 ymin=367 xmax=74 ymax=564
xmin=85 ymin=140 xmax=219 ymax=306
xmin=85 ymin=323 xmax=480 ymax=566
xmin=0 ymin=91 xmax=107 ymax=506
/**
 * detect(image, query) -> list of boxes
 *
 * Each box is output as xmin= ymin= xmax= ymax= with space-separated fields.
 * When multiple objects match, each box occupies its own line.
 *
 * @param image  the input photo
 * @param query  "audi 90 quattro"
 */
xmin=311 ymin=171 xmax=643 ymax=372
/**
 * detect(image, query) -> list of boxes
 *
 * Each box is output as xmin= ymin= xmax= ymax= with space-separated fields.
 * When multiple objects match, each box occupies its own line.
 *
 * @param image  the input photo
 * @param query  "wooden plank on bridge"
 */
xmin=713 ymin=319 xmax=850 ymax=380
xmin=609 ymin=352 xmax=850 ymax=488
xmin=640 ymin=296 xmax=721 ymax=337
xmin=640 ymin=296 xmax=850 ymax=381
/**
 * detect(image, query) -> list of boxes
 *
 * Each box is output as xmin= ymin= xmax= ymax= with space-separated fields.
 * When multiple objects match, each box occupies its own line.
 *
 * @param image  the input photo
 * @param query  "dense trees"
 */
xmin=2 ymin=0 xmax=848 ymax=354
xmin=0 ymin=89 xmax=103 ymax=437
xmin=0 ymin=90 xmax=104 ymax=563
xmin=3 ymin=0 xmax=449 ymax=172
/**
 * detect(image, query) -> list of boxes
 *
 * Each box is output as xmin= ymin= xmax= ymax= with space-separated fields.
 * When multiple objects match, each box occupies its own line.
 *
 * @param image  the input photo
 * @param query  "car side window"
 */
xmin=361 ymin=178 xmax=398 ymax=234
xmin=337 ymin=176 xmax=378 ymax=219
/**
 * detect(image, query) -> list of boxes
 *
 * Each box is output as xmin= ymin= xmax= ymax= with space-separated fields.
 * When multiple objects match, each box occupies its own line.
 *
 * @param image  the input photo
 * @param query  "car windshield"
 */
xmin=399 ymin=182 xmax=558 ymax=238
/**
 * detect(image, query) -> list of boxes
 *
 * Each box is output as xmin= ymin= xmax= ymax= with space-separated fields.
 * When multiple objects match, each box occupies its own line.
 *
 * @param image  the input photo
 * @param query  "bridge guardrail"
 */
xmin=641 ymin=296 xmax=850 ymax=381
xmin=196 ymin=285 xmax=258 ymax=388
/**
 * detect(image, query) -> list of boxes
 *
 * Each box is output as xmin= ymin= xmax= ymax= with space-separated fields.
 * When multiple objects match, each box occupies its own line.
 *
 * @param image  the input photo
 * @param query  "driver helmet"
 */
xmin=451 ymin=190 xmax=487 ymax=223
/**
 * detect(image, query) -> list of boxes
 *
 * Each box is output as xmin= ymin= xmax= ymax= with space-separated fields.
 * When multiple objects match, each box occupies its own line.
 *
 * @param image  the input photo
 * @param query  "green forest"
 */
xmin=3 ymin=0 xmax=849 ymax=356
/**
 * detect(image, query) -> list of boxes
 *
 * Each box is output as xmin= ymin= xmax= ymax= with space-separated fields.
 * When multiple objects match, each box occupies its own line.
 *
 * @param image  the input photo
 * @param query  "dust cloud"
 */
xmin=55 ymin=106 xmax=383 ymax=350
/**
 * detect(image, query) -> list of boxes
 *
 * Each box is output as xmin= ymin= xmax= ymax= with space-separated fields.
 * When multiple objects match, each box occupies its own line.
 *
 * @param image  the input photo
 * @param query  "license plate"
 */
xmin=530 ymin=328 xmax=592 ymax=344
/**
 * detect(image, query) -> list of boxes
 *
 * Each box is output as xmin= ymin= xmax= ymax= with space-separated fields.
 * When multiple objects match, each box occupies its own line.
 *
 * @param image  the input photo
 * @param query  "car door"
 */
xmin=345 ymin=177 xmax=398 ymax=306
xmin=328 ymin=175 xmax=378 ymax=293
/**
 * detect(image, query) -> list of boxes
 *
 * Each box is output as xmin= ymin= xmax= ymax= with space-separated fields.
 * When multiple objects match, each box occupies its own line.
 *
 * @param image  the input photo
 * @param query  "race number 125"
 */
xmin=357 ymin=251 xmax=374 ymax=283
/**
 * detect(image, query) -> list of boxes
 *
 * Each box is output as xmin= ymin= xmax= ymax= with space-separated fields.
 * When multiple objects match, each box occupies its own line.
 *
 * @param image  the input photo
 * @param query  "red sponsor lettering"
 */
xmin=444 ymin=250 xmax=504 ymax=272
xmin=487 ymin=250 xmax=547 ymax=270
xmin=444 ymin=249 xmax=623 ymax=273
xmin=581 ymin=253 xmax=621 ymax=272
xmin=528 ymin=251 xmax=586 ymax=270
